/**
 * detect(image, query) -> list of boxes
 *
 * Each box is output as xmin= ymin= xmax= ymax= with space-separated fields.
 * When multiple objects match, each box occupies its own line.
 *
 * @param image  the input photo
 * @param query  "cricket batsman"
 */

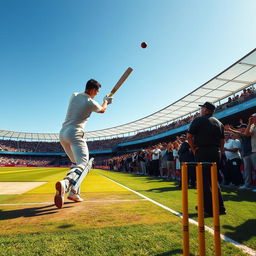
xmin=54 ymin=79 xmax=113 ymax=208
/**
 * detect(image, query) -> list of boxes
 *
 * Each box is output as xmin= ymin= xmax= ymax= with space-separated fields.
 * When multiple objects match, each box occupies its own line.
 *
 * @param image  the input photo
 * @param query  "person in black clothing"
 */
xmin=138 ymin=150 xmax=147 ymax=175
xmin=166 ymin=142 xmax=175 ymax=179
xmin=125 ymin=154 xmax=133 ymax=172
xmin=178 ymin=134 xmax=196 ymax=188
xmin=187 ymin=101 xmax=226 ymax=216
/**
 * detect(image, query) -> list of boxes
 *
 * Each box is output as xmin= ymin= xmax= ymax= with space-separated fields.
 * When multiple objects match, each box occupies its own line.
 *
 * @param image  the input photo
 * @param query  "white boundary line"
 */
xmin=0 ymin=199 xmax=146 ymax=206
xmin=97 ymin=172 xmax=256 ymax=256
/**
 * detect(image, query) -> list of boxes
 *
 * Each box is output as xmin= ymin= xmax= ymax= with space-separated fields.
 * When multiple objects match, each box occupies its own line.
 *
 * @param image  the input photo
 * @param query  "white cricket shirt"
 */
xmin=224 ymin=139 xmax=241 ymax=160
xmin=62 ymin=92 xmax=102 ymax=130
xmin=152 ymin=148 xmax=161 ymax=160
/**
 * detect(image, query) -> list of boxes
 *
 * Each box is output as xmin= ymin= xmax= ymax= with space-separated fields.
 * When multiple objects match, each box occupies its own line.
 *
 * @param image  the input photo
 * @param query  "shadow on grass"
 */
xmin=125 ymin=173 xmax=165 ymax=182
xmin=223 ymin=219 xmax=256 ymax=243
xmin=58 ymin=224 xmax=76 ymax=229
xmin=117 ymin=171 xmax=177 ymax=183
xmin=187 ymin=213 xmax=214 ymax=219
xmin=144 ymin=177 xmax=179 ymax=184
xmin=0 ymin=204 xmax=72 ymax=220
xmin=221 ymin=189 xmax=256 ymax=203
xmin=155 ymin=249 xmax=195 ymax=256
xmin=145 ymin=186 xmax=181 ymax=193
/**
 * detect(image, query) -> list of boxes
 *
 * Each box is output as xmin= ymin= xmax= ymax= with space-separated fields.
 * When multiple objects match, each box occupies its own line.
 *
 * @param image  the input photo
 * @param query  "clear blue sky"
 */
xmin=1 ymin=0 xmax=255 ymax=133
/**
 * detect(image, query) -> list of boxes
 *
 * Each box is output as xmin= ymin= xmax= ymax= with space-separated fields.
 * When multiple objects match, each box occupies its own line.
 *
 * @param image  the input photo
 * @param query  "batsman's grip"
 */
xmin=109 ymin=67 xmax=133 ymax=97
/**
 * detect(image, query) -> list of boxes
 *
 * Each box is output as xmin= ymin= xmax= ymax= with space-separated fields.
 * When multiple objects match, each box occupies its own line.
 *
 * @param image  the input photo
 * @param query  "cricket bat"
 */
xmin=109 ymin=67 xmax=133 ymax=97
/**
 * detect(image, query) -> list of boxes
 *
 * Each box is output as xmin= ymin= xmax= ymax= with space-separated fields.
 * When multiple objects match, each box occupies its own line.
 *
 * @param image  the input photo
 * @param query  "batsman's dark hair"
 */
xmin=85 ymin=79 xmax=101 ymax=91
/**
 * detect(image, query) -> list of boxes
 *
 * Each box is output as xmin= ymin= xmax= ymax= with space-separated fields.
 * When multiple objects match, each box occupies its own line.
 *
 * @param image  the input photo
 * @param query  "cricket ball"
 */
xmin=141 ymin=42 xmax=147 ymax=48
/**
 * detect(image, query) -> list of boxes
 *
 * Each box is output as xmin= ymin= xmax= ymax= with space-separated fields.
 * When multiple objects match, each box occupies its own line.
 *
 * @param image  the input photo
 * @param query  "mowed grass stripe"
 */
xmin=0 ymin=167 xmax=68 ymax=182
xmin=0 ymin=167 xmax=63 ymax=174
xmin=27 ymin=170 xmax=131 ymax=194
xmin=0 ymin=167 xmax=132 ymax=193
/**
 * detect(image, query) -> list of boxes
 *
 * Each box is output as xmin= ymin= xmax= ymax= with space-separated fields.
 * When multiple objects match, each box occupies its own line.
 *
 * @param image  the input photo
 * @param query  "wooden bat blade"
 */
xmin=109 ymin=67 xmax=133 ymax=97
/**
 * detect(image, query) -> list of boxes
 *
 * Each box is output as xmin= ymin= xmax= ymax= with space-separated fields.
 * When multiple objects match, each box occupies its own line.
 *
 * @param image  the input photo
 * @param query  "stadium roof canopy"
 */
xmin=1 ymin=49 xmax=256 ymax=141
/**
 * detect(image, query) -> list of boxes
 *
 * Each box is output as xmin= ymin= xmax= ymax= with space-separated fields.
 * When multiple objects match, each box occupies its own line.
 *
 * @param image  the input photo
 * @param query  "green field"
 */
xmin=0 ymin=167 xmax=255 ymax=256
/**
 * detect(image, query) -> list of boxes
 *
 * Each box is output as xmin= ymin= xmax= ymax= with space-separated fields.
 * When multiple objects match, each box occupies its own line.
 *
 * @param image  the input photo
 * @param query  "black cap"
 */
xmin=199 ymin=102 xmax=216 ymax=111
xmin=180 ymin=134 xmax=186 ymax=139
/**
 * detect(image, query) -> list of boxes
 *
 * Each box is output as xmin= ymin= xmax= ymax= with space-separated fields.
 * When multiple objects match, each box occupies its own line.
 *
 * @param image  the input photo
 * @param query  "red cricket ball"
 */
xmin=141 ymin=42 xmax=147 ymax=48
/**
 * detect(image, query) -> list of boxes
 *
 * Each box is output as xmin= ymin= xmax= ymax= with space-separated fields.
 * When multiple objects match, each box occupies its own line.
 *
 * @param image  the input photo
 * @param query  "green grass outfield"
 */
xmin=0 ymin=167 xmax=255 ymax=256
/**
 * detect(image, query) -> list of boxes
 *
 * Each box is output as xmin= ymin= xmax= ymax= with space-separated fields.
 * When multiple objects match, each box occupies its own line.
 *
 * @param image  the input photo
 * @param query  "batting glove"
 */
xmin=103 ymin=95 xmax=113 ymax=105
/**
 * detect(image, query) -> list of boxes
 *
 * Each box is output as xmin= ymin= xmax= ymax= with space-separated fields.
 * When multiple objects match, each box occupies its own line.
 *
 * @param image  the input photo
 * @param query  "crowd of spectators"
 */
xmin=88 ymin=137 xmax=125 ymax=150
xmin=0 ymin=138 xmax=122 ymax=153
xmin=0 ymin=155 xmax=56 ymax=166
xmin=126 ymin=113 xmax=200 ymax=142
xmin=101 ymin=138 xmax=192 ymax=186
xmin=216 ymin=87 xmax=255 ymax=111
xmin=0 ymin=85 xmax=255 ymax=154
xmin=102 ymin=114 xmax=256 ymax=191
xmin=0 ymin=140 xmax=63 ymax=153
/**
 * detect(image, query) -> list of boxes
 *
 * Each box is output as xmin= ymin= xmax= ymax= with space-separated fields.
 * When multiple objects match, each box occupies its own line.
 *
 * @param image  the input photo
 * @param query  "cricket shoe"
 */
xmin=67 ymin=193 xmax=84 ymax=202
xmin=54 ymin=180 xmax=66 ymax=208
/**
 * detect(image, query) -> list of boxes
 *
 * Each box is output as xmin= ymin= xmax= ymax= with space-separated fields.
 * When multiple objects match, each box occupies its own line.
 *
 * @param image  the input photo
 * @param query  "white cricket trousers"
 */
xmin=59 ymin=126 xmax=89 ymax=170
